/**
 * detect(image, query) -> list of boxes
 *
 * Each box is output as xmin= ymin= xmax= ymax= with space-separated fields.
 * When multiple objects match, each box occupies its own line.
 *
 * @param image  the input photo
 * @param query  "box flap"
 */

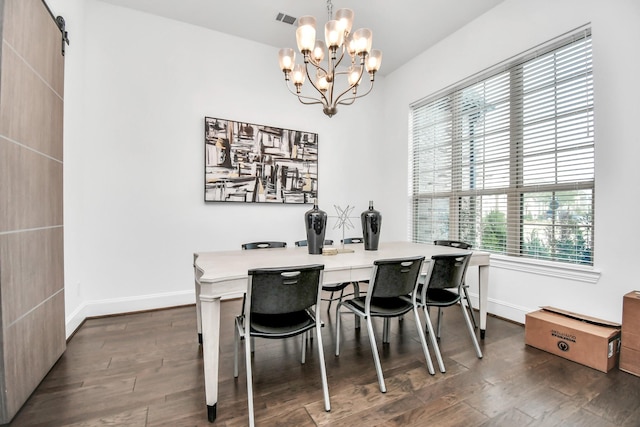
xmin=541 ymin=306 xmax=621 ymax=328
xmin=624 ymin=290 xmax=640 ymax=300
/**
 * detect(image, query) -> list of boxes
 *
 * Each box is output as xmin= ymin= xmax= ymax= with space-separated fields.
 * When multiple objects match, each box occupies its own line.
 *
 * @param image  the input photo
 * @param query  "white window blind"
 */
xmin=410 ymin=29 xmax=594 ymax=265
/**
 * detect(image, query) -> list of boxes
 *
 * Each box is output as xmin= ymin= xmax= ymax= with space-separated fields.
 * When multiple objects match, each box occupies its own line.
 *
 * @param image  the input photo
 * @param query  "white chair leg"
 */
xmin=335 ymin=302 xmax=343 ymax=356
xmin=423 ymin=306 xmax=445 ymax=373
xmin=353 ymin=283 xmax=361 ymax=329
xmin=326 ymin=291 xmax=335 ymax=312
xmin=244 ymin=330 xmax=255 ymax=427
xmin=463 ymin=285 xmax=478 ymax=329
xmin=413 ymin=306 xmax=435 ymax=375
xmin=460 ymin=303 xmax=483 ymax=359
xmin=315 ymin=323 xmax=331 ymax=412
xmin=437 ymin=308 xmax=443 ymax=339
xmin=365 ymin=316 xmax=386 ymax=393
xmin=301 ymin=332 xmax=307 ymax=364
xmin=382 ymin=318 xmax=390 ymax=343
xmin=234 ymin=318 xmax=240 ymax=378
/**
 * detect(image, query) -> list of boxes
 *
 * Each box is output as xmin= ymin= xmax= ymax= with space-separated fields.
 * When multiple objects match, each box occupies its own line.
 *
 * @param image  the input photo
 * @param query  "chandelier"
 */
xmin=277 ymin=0 xmax=382 ymax=117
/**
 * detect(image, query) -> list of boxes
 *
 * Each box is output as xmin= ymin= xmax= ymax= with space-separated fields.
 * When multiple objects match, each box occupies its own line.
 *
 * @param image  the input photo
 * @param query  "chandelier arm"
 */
xmin=324 ymin=44 xmax=348 ymax=109
xmin=334 ymin=69 xmax=355 ymax=77
xmin=331 ymin=84 xmax=358 ymax=106
xmin=303 ymin=61 xmax=330 ymax=106
xmin=325 ymin=58 xmax=337 ymax=109
xmin=330 ymin=61 xmax=367 ymax=105
xmin=335 ymin=77 xmax=376 ymax=106
xmin=283 ymin=80 xmax=326 ymax=106
xmin=336 ymin=96 xmax=356 ymax=106
xmin=331 ymin=44 xmax=348 ymax=71
xmin=297 ymin=97 xmax=326 ymax=106
xmin=307 ymin=56 xmax=330 ymax=77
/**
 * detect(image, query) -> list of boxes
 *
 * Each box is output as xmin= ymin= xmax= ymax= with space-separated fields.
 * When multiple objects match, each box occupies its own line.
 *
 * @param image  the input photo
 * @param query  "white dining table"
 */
xmin=193 ymin=241 xmax=490 ymax=422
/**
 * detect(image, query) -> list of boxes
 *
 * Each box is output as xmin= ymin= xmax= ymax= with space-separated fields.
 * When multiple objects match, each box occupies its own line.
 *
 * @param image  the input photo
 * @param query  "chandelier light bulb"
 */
xmin=352 ymin=28 xmax=372 ymax=55
xmin=324 ymin=20 xmax=344 ymax=49
xmin=312 ymin=40 xmax=326 ymax=63
xmin=347 ymin=66 xmax=361 ymax=86
xmin=296 ymin=16 xmax=317 ymax=53
xmin=334 ymin=8 xmax=354 ymax=34
xmin=292 ymin=64 xmax=306 ymax=85
xmin=317 ymin=74 xmax=329 ymax=91
xmin=298 ymin=15 xmax=317 ymax=27
xmin=366 ymin=49 xmax=383 ymax=74
xmin=345 ymin=34 xmax=357 ymax=58
xmin=278 ymin=48 xmax=295 ymax=72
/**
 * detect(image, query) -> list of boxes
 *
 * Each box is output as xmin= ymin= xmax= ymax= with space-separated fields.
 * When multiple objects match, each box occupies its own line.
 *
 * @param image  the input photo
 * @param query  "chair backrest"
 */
xmin=295 ymin=239 xmax=334 ymax=247
xmin=342 ymin=237 xmax=364 ymax=244
xmin=434 ymin=240 xmax=472 ymax=250
xmin=368 ymin=256 xmax=425 ymax=298
xmin=247 ymin=264 xmax=324 ymax=315
xmin=241 ymin=241 xmax=287 ymax=250
xmin=424 ymin=253 xmax=472 ymax=291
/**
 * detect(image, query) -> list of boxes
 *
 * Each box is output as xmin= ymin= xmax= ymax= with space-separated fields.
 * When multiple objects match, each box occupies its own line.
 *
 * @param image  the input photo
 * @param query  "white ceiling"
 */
xmin=97 ymin=0 xmax=505 ymax=75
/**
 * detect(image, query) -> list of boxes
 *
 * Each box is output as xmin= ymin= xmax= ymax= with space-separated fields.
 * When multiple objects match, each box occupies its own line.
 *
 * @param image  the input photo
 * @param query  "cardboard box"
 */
xmin=620 ymin=346 xmax=640 ymax=376
xmin=620 ymin=291 xmax=640 ymax=376
xmin=525 ymin=306 xmax=621 ymax=373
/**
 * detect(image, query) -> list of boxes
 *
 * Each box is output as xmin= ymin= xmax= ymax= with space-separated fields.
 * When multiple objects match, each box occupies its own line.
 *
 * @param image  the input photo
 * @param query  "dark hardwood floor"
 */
xmin=5 ymin=298 xmax=640 ymax=427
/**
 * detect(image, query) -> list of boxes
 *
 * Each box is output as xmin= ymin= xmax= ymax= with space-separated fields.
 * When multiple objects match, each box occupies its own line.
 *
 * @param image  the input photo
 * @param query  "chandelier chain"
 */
xmin=326 ymin=0 xmax=333 ymax=21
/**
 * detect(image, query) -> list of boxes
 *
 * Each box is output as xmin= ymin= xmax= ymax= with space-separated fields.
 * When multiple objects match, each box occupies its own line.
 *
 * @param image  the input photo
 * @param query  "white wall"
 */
xmin=48 ymin=0 xmax=386 ymax=336
xmin=50 ymin=0 xmax=640 ymax=337
xmin=383 ymin=0 xmax=640 ymax=324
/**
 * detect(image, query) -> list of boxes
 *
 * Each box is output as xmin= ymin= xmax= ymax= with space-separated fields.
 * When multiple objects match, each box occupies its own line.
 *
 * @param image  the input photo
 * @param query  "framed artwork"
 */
xmin=204 ymin=117 xmax=318 ymax=204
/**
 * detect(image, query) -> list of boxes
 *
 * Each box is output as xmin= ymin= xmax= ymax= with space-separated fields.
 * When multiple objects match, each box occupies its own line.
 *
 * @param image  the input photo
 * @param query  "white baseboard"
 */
xmin=466 ymin=292 xmax=532 ymax=326
xmin=66 ymin=290 xmax=531 ymax=339
xmin=486 ymin=298 xmax=530 ymax=325
xmin=65 ymin=290 xmax=196 ymax=339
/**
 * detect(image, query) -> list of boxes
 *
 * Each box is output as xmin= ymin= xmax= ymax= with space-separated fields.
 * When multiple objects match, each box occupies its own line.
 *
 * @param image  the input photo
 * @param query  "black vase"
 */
xmin=304 ymin=203 xmax=327 ymax=254
xmin=361 ymin=201 xmax=382 ymax=251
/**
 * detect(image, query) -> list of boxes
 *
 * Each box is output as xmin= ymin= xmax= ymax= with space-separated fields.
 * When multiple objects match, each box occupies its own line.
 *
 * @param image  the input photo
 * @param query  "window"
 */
xmin=410 ymin=30 xmax=594 ymax=265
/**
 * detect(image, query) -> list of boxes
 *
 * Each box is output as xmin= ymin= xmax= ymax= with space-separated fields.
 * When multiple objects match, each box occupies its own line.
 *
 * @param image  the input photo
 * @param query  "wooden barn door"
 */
xmin=0 ymin=0 xmax=66 ymax=422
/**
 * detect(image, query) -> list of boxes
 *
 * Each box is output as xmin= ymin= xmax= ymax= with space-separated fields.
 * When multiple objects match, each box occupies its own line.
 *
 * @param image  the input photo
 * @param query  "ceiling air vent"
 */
xmin=276 ymin=12 xmax=297 ymax=26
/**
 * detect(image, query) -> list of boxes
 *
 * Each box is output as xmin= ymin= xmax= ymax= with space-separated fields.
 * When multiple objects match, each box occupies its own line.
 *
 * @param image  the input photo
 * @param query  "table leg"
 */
xmin=194 ymin=255 xmax=203 ymax=343
xmin=479 ymin=265 xmax=489 ymax=339
xmin=201 ymin=294 xmax=221 ymax=422
xmin=195 ymin=280 xmax=202 ymax=344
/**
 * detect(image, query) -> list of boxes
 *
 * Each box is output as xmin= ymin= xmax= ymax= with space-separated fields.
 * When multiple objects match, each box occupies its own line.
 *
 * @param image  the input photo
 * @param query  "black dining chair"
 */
xmin=233 ymin=264 xmax=330 ymax=427
xmin=297 ymin=239 xmax=361 ymax=312
xmin=239 ymin=241 xmax=288 ymax=326
xmin=433 ymin=240 xmax=477 ymax=330
xmin=415 ymin=252 xmax=483 ymax=373
xmin=294 ymin=239 xmax=333 ymax=247
xmin=337 ymin=237 xmax=368 ymax=322
xmin=241 ymin=241 xmax=287 ymax=250
xmin=335 ymin=256 xmax=435 ymax=393
xmin=342 ymin=237 xmax=364 ymax=244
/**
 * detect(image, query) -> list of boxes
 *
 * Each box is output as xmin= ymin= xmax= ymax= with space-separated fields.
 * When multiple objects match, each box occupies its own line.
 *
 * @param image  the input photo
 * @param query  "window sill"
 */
xmin=489 ymin=254 xmax=601 ymax=284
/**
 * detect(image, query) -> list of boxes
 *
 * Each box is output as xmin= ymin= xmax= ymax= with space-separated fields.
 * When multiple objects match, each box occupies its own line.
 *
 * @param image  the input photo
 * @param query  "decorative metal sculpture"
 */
xmin=331 ymin=204 xmax=357 ymax=250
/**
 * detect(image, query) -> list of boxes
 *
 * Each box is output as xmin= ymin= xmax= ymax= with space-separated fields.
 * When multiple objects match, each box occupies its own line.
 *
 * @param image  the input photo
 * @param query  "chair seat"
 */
xmin=342 ymin=296 xmax=414 ymax=317
xmin=249 ymin=311 xmax=315 ymax=338
xmin=424 ymin=288 xmax=462 ymax=306
xmin=322 ymin=282 xmax=352 ymax=292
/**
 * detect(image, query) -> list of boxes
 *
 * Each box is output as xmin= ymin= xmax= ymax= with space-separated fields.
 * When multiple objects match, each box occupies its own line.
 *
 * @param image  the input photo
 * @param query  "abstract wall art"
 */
xmin=204 ymin=117 xmax=318 ymax=204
